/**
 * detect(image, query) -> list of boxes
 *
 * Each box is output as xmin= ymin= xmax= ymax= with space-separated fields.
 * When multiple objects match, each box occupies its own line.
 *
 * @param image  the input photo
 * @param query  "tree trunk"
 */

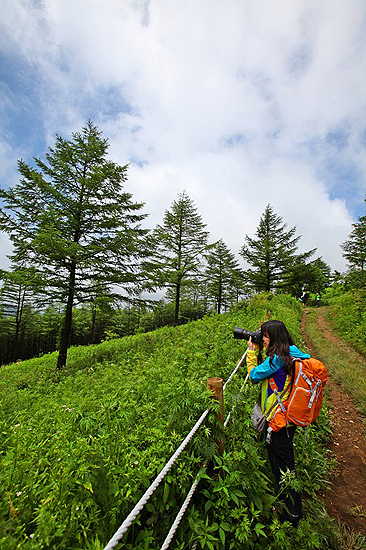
xmin=174 ymin=282 xmax=180 ymax=325
xmin=57 ymin=263 xmax=76 ymax=370
xmin=266 ymin=270 xmax=271 ymax=292
xmin=217 ymin=279 xmax=222 ymax=314
xmin=13 ymin=286 xmax=25 ymax=362
xmin=90 ymin=303 xmax=97 ymax=344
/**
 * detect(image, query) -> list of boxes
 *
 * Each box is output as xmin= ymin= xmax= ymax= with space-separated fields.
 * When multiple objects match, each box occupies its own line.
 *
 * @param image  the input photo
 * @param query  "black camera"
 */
xmin=233 ymin=326 xmax=262 ymax=344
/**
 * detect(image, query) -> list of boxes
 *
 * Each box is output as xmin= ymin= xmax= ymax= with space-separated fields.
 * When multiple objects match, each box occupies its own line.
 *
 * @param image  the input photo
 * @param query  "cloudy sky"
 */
xmin=1 ymin=0 xmax=365 ymax=273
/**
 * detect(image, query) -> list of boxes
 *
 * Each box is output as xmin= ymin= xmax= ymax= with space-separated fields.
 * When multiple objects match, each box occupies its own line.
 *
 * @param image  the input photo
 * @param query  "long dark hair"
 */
xmin=261 ymin=320 xmax=294 ymax=376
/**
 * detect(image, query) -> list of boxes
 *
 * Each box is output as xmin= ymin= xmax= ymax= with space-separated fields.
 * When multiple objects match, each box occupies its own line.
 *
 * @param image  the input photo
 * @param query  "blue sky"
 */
xmin=1 ymin=0 xmax=366 ymax=272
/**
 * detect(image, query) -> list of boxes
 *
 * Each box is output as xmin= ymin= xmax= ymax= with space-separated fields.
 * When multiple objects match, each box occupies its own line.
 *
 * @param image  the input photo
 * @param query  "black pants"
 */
xmin=266 ymin=425 xmax=302 ymax=525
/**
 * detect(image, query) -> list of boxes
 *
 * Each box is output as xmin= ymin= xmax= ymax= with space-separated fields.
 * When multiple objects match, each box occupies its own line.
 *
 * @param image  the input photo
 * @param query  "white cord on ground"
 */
xmin=159 ymin=475 xmax=201 ymax=550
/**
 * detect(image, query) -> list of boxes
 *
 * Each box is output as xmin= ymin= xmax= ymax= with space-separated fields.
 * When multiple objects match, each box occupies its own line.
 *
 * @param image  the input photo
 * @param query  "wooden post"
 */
xmin=207 ymin=377 xmax=224 ymax=455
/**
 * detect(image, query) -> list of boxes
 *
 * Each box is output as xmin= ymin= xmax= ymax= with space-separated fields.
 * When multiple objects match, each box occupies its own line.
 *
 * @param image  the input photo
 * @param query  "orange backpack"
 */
xmin=266 ymin=357 xmax=327 ymax=441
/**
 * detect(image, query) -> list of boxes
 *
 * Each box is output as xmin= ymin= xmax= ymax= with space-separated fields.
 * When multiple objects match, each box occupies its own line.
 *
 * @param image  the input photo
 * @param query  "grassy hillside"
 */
xmin=326 ymin=290 xmax=366 ymax=357
xmin=0 ymin=294 xmax=335 ymax=550
xmin=304 ymin=306 xmax=366 ymax=417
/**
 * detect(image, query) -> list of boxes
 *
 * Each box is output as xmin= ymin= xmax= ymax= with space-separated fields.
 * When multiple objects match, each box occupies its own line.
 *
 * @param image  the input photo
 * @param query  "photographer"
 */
xmin=246 ymin=320 xmax=310 ymax=527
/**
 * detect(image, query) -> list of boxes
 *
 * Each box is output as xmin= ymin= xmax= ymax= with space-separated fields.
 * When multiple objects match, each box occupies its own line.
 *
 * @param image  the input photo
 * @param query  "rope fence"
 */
xmin=160 ymin=475 xmax=201 ymax=550
xmin=103 ymin=349 xmax=249 ymax=550
xmin=224 ymin=371 xmax=250 ymax=428
xmin=223 ymin=350 xmax=247 ymax=391
xmin=103 ymin=408 xmax=210 ymax=550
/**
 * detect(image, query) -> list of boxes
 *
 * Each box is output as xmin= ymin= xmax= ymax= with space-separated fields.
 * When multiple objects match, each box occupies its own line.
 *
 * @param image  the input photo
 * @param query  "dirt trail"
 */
xmin=301 ymin=308 xmax=366 ymax=535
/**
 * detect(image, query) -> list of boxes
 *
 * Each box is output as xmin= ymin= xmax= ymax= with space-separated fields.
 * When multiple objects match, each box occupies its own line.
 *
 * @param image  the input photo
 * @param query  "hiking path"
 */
xmin=301 ymin=307 xmax=366 ymax=535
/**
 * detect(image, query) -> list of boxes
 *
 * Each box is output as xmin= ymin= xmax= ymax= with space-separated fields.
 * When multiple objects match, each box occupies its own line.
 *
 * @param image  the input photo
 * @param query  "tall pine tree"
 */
xmin=148 ymin=191 xmax=210 ymax=324
xmin=0 ymin=121 xmax=148 ymax=369
xmin=341 ymin=201 xmax=366 ymax=288
xmin=285 ymin=257 xmax=331 ymax=297
xmin=205 ymin=239 xmax=243 ymax=313
xmin=240 ymin=204 xmax=315 ymax=292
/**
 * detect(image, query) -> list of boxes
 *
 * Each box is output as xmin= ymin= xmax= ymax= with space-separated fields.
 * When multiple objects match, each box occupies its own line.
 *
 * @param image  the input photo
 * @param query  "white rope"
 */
xmin=157 ymin=350 xmax=248 ymax=550
xmin=103 ymin=408 xmax=209 ymax=550
xmin=224 ymin=373 xmax=249 ymax=428
xmin=223 ymin=349 xmax=247 ymax=391
xmin=160 ymin=475 xmax=201 ymax=550
xmin=104 ymin=348 xmax=247 ymax=550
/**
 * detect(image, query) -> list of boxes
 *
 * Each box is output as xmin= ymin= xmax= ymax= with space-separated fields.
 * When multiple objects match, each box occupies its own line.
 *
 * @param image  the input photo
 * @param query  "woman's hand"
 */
xmin=248 ymin=336 xmax=259 ymax=351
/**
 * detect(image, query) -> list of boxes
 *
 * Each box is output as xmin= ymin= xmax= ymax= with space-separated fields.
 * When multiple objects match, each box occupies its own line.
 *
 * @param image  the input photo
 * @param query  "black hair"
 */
xmin=261 ymin=320 xmax=294 ymax=376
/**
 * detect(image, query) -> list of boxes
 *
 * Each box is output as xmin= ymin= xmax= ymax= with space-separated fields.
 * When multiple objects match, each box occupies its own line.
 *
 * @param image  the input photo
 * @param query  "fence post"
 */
xmin=207 ymin=377 xmax=224 ymax=455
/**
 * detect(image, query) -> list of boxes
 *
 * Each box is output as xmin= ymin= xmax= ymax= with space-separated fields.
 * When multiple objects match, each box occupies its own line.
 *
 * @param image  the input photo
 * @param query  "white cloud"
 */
xmin=0 ymin=233 xmax=12 ymax=271
xmin=1 ymin=0 xmax=365 ymax=274
xmin=0 ymin=140 xmax=18 ymax=183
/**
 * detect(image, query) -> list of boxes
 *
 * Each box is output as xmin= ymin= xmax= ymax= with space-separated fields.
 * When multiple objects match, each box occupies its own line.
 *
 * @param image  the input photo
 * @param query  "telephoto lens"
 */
xmin=233 ymin=326 xmax=262 ymax=344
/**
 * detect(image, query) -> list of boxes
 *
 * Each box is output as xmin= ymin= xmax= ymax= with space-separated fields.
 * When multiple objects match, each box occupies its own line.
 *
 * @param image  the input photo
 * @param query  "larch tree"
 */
xmin=240 ymin=204 xmax=315 ymax=292
xmin=285 ymin=257 xmax=331 ymax=297
xmin=148 ymin=191 xmax=210 ymax=325
xmin=341 ymin=202 xmax=366 ymax=288
xmin=205 ymin=239 xmax=243 ymax=314
xmin=0 ymin=267 xmax=43 ymax=362
xmin=0 ymin=121 xmax=149 ymax=369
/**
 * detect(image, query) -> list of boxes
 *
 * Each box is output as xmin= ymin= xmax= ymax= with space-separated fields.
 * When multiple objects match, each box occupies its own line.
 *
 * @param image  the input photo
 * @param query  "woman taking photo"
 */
xmin=247 ymin=319 xmax=310 ymax=527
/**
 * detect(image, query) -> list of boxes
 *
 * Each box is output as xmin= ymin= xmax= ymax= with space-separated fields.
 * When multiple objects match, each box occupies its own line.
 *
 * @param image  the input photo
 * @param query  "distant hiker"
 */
xmin=246 ymin=320 xmax=310 ymax=527
xmin=316 ymin=293 xmax=321 ymax=307
xmin=300 ymin=290 xmax=309 ymax=306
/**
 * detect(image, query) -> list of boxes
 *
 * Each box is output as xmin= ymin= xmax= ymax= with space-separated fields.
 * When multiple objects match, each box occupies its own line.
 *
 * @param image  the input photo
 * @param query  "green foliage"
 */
xmin=341 ymin=200 xmax=366 ymax=289
xmin=305 ymin=305 xmax=366 ymax=416
xmin=0 ymin=296 xmax=220 ymax=367
xmin=147 ymin=190 xmax=210 ymax=324
xmin=0 ymin=270 xmax=47 ymax=364
xmin=0 ymin=294 xmax=335 ymax=549
xmin=0 ymin=121 xmax=149 ymax=369
xmin=204 ymin=239 xmax=245 ymax=313
xmin=285 ymin=257 xmax=332 ymax=298
xmin=240 ymin=204 xmax=316 ymax=293
xmin=327 ymin=290 xmax=366 ymax=355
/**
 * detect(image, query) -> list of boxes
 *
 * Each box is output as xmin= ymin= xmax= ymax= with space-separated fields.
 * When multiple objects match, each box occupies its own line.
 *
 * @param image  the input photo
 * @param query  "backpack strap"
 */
xmin=265 ymin=377 xmax=292 ymax=444
xmin=266 ymin=377 xmax=292 ymax=417
xmin=268 ymin=377 xmax=278 ymax=393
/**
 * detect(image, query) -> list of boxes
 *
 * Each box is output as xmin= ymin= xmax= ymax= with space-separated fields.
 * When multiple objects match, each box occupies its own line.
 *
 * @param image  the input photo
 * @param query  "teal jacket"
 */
xmin=247 ymin=345 xmax=310 ymax=418
xmin=249 ymin=345 xmax=310 ymax=384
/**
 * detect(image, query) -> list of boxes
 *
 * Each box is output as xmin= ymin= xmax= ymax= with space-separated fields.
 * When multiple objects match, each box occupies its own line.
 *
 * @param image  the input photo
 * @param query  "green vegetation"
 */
xmin=0 ymin=122 xmax=337 ymax=370
xmin=1 ymin=120 xmax=366 ymax=549
xmin=204 ymin=238 xmax=244 ymax=314
xmin=0 ymin=294 xmax=342 ymax=550
xmin=305 ymin=305 xmax=366 ymax=417
xmin=239 ymin=204 xmax=318 ymax=293
xmin=341 ymin=200 xmax=366 ymax=289
xmin=0 ymin=121 xmax=149 ymax=370
xmin=326 ymin=290 xmax=366 ymax=356
xmin=147 ymin=190 xmax=212 ymax=325
xmin=0 ymin=297 xmax=210 ymax=367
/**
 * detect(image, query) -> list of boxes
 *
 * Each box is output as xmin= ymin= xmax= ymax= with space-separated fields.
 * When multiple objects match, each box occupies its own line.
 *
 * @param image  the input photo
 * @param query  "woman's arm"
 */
xmin=246 ymin=348 xmax=259 ymax=377
xmin=246 ymin=337 xmax=284 ymax=383
xmin=246 ymin=336 xmax=259 ymax=377
xmin=249 ymin=356 xmax=283 ymax=383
